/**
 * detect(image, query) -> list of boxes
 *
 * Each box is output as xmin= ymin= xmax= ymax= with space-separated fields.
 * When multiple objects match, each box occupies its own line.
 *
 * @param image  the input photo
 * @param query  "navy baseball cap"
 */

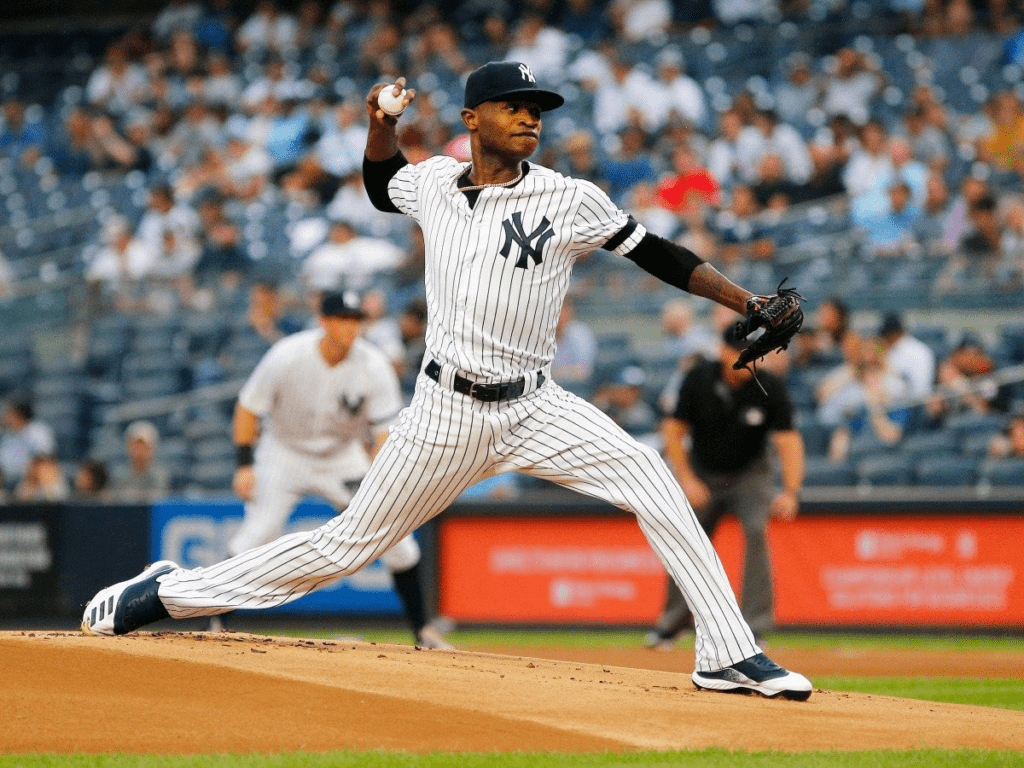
xmin=320 ymin=290 xmax=364 ymax=318
xmin=464 ymin=61 xmax=565 ymax=112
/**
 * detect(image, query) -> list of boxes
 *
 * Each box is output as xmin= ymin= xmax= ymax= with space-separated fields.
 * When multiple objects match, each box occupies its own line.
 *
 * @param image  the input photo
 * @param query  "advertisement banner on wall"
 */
xmin=439 ymin=513 xmax=1024 ymax=627
xmin=0 ymin=505 xmax=59 ymax=616
xmin=150 ymin=499 xmax=403 ymax=616
xmin=712 ymin=516 xmax=1024 ymax=627
xmin=438 ymin=516 xmax=666 ymax=623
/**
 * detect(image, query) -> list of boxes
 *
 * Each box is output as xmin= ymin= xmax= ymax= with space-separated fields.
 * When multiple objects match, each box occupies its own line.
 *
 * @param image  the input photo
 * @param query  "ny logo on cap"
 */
xmin=518 ymin=63 xmax=536 ymax=83
xmin=499 ymin=212 xmax=553 ymax=269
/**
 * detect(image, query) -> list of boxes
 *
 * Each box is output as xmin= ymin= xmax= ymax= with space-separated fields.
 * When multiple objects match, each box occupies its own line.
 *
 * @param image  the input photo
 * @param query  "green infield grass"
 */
xmin=257 ymin=625 xmax=1024 ymax=655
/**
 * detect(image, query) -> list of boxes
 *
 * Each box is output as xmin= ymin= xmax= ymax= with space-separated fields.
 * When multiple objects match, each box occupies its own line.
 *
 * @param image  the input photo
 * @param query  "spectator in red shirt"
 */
xmin=656 ymin=144 xmax=720 ymax=217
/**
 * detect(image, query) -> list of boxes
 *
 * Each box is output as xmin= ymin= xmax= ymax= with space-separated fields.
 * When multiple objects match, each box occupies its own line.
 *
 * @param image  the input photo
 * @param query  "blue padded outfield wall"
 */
xmin=150 ymin=499 xmax=404 ymax=616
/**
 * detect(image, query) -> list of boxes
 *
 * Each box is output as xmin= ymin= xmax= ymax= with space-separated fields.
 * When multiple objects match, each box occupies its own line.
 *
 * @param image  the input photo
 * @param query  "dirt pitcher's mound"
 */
xmin=2 ymin=631 xmax=1023 ymax=755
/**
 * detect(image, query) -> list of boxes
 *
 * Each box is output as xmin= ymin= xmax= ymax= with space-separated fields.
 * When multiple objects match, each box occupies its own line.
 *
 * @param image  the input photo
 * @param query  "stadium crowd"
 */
xmin=1 ymin=0 xmax=1024 ymax=495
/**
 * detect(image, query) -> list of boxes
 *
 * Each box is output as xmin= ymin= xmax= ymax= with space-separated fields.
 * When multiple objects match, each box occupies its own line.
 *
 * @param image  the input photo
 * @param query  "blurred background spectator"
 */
xmin=15 ymin=452 xmax=71 ymax=502
xmin=593 ymin=364 xmax=658 ymax=446
xmin=0 ymin=401 xmax=56 ymax=494
xmin=107 ymin=420 xmax=172 ymax=502
xmin=551 ymin=295 xmax=597 ymax=396
xmin=74 ymin=458 xmax=112 ymax=500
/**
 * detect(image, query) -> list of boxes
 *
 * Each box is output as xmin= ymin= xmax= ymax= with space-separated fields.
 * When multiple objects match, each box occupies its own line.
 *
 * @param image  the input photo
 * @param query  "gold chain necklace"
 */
xmin=455 ymin=164 xmax=524 ymax=193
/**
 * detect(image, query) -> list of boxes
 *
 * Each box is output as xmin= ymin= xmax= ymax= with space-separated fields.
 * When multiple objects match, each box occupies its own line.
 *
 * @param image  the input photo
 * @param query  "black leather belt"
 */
xmin=425 ymin=359 xmax=544 ymax=403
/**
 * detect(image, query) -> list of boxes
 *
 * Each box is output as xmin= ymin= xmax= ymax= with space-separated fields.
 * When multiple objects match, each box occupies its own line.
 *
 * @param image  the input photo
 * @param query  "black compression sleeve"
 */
xmin=362 ymin=151 xmax=409 ymax=213
xmin=623 ymin=231 xmax=706 ymax=292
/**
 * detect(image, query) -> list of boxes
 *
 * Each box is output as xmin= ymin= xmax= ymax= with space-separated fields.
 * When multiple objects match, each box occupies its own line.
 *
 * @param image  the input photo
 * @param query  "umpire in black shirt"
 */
xmin=647 ymin=324 xmax=805 ymax=649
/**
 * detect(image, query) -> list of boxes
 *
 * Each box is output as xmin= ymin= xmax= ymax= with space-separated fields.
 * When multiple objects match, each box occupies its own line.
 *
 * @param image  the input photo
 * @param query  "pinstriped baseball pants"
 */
xmin=158 ymin=375 xmax=759 ymax=670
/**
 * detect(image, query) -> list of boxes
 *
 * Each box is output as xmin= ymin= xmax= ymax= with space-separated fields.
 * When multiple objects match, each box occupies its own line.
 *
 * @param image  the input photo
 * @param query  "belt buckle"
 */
xmin=467 ymin=381 xmax=482 ymax=400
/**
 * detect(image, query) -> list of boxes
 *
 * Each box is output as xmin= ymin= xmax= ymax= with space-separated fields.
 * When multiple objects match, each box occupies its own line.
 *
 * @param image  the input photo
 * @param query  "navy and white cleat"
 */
xmin=81 ymin=561 xmax=178 ymax=636
xmin=692 ymin=652 xmax=813 ymax=701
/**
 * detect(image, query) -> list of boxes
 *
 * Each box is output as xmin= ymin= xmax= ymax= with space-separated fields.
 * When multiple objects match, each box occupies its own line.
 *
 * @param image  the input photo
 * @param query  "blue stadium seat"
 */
xmin=847 ymin=432 xmax=898 ymax=460
xmin=856 ymin=454 xmax=915 ymax=486
xmin=944 ymin=412 xmax=1005 ymax=440
xmin=122 ymin=373 xmax=184 ymax=400
xmin=797 ymin=418 xmax=832 ymax=457
xmin=898 ymin=430 xmax=959 ymax=459
xmin=914 ymin=455 xmax=978 ymax=487
xmin=962 ymin=430 xmax=998 ymax=458
xmin=803 ymin=456 xmax=857 ymax=487
xmin=979 ymin=457 xmax=1024 ymax=486
xmin=185 ymin=459 xmax=236 ymax=493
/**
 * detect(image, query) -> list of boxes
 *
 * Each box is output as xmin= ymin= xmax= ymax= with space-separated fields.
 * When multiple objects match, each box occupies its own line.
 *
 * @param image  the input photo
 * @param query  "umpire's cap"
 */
xmin=320 ymin=290 xmax=364 ymax=318
xmin=464 ymin=61 xmax=565 ymax=112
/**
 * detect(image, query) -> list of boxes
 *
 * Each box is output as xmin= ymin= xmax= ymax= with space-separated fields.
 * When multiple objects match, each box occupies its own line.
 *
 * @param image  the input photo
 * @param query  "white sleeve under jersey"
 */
xmin=384 ymin=156 xmax=647 ymax=380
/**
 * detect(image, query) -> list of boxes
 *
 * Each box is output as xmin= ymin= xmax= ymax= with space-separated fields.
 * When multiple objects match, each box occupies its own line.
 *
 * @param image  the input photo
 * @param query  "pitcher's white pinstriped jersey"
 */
xmin=154 ymin=156 xmax=760 ymax=671
xmin=388 ymin=156 xmax=646 ymax=379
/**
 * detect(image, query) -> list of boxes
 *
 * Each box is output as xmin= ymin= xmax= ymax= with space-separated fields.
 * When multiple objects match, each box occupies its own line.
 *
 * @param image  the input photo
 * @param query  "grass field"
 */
xmin=6 ymin=628 xmax=1022 ymax=767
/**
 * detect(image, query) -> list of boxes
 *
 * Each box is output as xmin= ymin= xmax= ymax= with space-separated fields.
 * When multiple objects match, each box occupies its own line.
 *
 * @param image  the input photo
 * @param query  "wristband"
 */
xmin=236 ymin=444 xmax=255 ymax=467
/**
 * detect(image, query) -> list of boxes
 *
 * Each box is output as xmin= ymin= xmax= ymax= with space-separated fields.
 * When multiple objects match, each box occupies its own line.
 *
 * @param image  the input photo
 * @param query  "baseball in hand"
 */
xmin=377 ymin=86 xmax=408 ymax=116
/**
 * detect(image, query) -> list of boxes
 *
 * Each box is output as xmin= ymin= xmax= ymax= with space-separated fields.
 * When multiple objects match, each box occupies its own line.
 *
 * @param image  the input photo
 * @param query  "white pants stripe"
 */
xmin=158 ymin=376 xmax=757 ymax=670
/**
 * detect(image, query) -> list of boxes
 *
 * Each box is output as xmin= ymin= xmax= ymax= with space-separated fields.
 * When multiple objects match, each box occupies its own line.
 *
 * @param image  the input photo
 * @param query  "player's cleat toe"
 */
xmin=416 ymin=625 xmax=456 ymax=650
xmin=81 ymin=560 xmax=177 ymax=636
xmin=692 ymin=652 xmax=812 ymax=701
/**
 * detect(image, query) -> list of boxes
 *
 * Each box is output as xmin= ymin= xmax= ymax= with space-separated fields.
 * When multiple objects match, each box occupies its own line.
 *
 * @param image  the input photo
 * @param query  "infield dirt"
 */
xmin=2 ymin=630 xmax=1023 ymax=754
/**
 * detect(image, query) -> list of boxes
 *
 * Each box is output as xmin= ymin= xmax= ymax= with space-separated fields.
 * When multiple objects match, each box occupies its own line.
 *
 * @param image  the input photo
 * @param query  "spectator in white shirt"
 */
xmin=737 ymin=109 xmax=812 ymax=185
xmin=135 ymin=185 xmax=202 ymax=284
xmin=240 ymin=56 xmax=313 ymax=112
xmin=86 ymin=216 xmax=158 ymax=295
xmin=878 ymin=313 xmax=936 ymax=401
xmin=551 ymin=295 xmax=598 ymax=395
xmin=326 ymin=171 xmax=410 ymax=242
xmin=136 ymin=185 xmax=201 ymax=260
xmin=775 ymin=54 xmax=820 ymax=128
xmin=152 ymin=0 xmax=204 ymax=42
xmin=223 ymin=130 xmax=274 ymax=201
xmin=505 ymin=13 xmax=569 ymax=84
xmin=315 ymin=101 xmax=367 ymax=179
xmin=820 ymin=48 xmax=885 ymax=126
xmin=86 ymin=42 xmax=149 ymax=116
xmin=706 ymin=108 xmax=746 ymax=191
xmin=301 ymin=220 xmax=404 ymax=292
xmin=647 ymin=47 xmax=708 ymax=132
xmin=0 ymin=401 xmax=56 ymax=492
xmin=714 ymin=0 xmax=779 ymax=24
xmin=204 ymin=52 xmax=243 ymax=109
xmin=235 ymin=0 xmax=298 ymax=56
xmin=842 ymin=119 xmax=893 ymax=202
xmin=592 ymin=54 xmax=656 ymax=137
xmin=608 ymin=0 xmax=673 ymax=42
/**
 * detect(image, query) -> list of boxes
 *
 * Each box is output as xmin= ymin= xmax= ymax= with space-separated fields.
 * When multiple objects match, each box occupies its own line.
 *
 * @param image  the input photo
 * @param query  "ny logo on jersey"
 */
xmin=499 ymin=212 xmax=554 ymax=269
xmin=339 ymin=394 xmax=364 ymax=415
xmin=518 ymin=64 xmax=536 ymax=83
